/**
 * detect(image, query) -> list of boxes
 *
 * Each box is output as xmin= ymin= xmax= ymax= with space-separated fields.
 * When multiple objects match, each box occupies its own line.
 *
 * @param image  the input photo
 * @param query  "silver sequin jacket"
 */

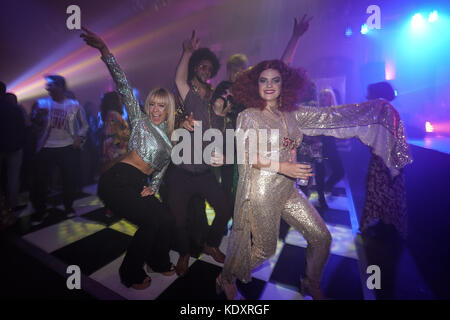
xmin=102 ymin=54 xmax=172 ymax=193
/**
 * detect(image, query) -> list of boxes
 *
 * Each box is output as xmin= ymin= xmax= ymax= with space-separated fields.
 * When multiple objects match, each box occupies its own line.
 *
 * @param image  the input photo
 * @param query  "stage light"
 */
xmin=345 ymin=27 xmax=353 ymax=37
xmin=425 ymin=121 xmax=434 ymax=133
xmin=411 ymin=13 xmax=426 ymax=32
xmin=428 ymin=11 xmax=438 ymax=23
xmin=394 ymin=90 xmax=398 ymax=97
xmin=9 ymin=1 xmax=217 ymax=102
xmin=360 ymin=24 xmax=369 ymax=35
xmin=385 ymin=60 xmax=396 ymax=80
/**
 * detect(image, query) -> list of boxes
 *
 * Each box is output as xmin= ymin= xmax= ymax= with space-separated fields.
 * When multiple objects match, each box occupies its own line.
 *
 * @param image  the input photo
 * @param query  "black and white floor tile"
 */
xmin=12 ymin=179 xmax=366 ymax=300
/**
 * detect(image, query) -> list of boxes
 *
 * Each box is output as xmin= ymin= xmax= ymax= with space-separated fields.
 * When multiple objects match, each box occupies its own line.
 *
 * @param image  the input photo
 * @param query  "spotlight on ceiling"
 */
xmin=360 ymin=24 xmax=369 ymax=35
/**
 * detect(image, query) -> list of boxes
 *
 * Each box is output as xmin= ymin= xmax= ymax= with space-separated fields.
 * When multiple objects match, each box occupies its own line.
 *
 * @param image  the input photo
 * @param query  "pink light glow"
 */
xmin=9 ymin=0 xmax=223 ymax=102
xmin=428 ymin=122 xmax=450 ymax=133
xmin=385 ymin=60 xmax=396 ymax=80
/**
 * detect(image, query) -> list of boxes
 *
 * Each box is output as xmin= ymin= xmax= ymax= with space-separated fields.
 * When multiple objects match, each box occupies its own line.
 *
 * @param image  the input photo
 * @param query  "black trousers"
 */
xmin=323 ymin=136 xmax=345 ymax=191
xmin=166 ymin=165 xmax=233 ymax=256
xmin=316 ymin=137 xmax=345 ymax=201
xmin=220 ymin=164 xmax=235 ymax=210
xmin=97 ymin=162 xmax=174 ymax=287
xmin=30 ymin=145 xmax=76 ymax=214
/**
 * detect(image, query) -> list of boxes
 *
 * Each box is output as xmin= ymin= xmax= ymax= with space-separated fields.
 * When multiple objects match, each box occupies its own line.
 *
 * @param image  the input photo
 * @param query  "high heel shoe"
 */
xmin=216 ymin=273 xmax=245 ymax=300
xmin=300 ymin=277 xmax=326 ymax=300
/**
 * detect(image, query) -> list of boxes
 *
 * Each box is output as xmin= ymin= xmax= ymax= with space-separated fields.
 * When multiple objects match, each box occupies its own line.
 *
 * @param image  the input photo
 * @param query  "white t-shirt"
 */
xmin=44 ymin=100 xmax=74 ymax=148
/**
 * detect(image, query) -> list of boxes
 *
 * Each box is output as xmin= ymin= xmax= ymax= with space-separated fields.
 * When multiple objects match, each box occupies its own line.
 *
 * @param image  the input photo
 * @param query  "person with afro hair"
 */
xmin=169 ymin=31 xmax=233 ymax=276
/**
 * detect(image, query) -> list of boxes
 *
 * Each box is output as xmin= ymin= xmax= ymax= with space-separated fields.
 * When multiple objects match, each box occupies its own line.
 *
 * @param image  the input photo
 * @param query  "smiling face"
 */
xmin=147 ymin=96 xmax=168 ymax=126
xmin=258 ymin=68 xmax=282 ymax=105
xmin=194 ymin=59 xmax=214 ymax=83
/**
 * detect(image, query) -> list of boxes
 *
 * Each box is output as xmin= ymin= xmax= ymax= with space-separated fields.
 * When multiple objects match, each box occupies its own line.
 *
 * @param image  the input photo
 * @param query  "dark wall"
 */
xmin=404 ymin=145 xmax=450 ymax=299
xmin=341 ymin=139 xmax=450 ymax=298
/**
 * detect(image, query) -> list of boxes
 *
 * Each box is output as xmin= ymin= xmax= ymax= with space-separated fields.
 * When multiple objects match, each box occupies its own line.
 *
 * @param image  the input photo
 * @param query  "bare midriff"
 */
xmin=120 ymin=150 xmax=154 ymax=176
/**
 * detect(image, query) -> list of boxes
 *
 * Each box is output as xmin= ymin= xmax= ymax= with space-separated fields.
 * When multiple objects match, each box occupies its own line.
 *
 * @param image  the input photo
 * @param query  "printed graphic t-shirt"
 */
xmin=44 ymin=100 xmax=73 ymax=148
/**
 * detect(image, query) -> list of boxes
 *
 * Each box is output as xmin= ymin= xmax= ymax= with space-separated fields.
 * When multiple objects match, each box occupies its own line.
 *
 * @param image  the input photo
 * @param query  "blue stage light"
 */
xmin=411 ymin=13 xmax=426 ymax=32
xmin=345 ymin=27 xmax=353 ymax=37
xmin=428 ymin=11 xmax=438 ymax=23
xmin=360 ymin=24 xmax=369 ymax=35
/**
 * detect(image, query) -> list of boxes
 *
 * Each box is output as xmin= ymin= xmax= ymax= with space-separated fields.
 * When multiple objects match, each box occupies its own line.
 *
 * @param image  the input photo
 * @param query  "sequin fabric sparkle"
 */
xmin=102 ymin=54 xmax=173 ymax=192
xmin=223 ymin=100 xmax=412 ymax=284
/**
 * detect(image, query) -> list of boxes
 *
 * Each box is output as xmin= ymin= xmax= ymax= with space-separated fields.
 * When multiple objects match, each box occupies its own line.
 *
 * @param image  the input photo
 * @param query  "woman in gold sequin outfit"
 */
xmin=216 ymin=60 xmax=412 ymax=300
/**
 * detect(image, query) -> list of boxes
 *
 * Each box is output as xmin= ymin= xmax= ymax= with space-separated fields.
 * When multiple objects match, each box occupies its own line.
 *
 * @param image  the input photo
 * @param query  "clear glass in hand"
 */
xmin=297 ymin=151 xmax=312 ymax=186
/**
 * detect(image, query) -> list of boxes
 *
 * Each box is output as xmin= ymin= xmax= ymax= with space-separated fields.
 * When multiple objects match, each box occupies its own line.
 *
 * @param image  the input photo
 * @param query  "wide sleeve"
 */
xmin=294 ymin=100 xmax=412 ymax=176
xmin=101 ymin=53 xmax=143 ymax=124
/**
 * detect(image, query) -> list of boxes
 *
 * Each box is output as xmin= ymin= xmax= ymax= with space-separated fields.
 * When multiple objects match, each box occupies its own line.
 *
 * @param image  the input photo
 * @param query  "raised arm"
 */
xmin=175 ymin=30 xmax=200 ymax=101
xmin=80 ymin=27 xmax=142 ymax=123
xmin=280 ymin=14 xmax=313 ymax=66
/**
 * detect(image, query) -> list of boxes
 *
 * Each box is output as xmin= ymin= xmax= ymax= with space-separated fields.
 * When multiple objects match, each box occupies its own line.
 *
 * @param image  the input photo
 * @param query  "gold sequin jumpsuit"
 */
xmin=223 ymin=101 xmax=412 ymax=285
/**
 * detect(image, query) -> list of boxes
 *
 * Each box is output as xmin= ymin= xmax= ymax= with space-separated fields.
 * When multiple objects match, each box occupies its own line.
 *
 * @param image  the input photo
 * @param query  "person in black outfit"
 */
xmin=0 ymin=82 xmax=26 ymax=228
xmin=171 ymin=31 xmax=233 ymax=276
xmin=315 ymin=88 xmax=345 ymax=209
xmin=210 ymin=81 xmax=240 ymax=208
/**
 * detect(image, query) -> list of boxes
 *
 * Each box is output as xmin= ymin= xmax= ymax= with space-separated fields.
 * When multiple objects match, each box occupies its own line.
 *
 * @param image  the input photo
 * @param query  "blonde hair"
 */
xmin=227 ymin=54 xmax=249 ymax=72
xmin=144 ymin=87 xmax=176 ymax=141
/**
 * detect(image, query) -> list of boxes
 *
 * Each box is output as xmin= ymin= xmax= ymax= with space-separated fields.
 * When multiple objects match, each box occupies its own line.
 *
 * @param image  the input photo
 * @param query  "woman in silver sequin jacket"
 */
xmin=81 ymin=28 xmax=177 ymax=290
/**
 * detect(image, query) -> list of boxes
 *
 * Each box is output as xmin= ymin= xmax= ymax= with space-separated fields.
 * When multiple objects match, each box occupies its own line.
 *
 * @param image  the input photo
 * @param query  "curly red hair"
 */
xmin=232 ymin=60 xmax=308 ymax=112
